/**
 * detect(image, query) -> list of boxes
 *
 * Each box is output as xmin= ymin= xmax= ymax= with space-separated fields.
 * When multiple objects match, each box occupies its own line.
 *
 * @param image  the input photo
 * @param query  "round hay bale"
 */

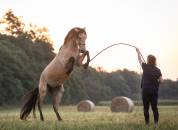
xmin=77 ymin=100 xmax=95 ymax=112
xmin=111 ymin=96 xmax=134 ymax=112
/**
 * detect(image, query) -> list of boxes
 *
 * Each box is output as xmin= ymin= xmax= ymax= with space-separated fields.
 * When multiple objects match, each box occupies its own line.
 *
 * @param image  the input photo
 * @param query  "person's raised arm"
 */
xmin=136 ymin=48 xmax=145 ymax=66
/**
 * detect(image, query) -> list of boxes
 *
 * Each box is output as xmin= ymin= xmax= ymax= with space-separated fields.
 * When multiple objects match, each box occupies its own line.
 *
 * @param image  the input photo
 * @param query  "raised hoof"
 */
xmin=83 ymin=63 xmax=89 ymax=69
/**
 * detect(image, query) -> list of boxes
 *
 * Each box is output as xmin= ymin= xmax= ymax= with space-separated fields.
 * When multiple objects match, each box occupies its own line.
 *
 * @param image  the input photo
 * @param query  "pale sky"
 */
xmin=1 ymin=0 xmax=178 ymax=80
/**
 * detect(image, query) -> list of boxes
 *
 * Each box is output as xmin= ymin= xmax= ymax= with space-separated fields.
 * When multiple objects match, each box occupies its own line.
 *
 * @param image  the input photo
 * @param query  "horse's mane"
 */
xmin=63 ymin=27 xmax=86 ymax=46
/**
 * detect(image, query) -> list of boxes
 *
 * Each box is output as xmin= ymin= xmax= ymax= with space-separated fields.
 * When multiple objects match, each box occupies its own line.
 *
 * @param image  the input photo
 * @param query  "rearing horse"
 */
xmin=20 ymin=27 xmax=90 ymax=121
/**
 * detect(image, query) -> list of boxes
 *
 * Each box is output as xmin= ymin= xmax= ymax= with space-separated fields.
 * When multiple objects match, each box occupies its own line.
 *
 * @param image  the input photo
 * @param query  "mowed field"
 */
xmin=0 ymin=106 xmax=178 ymax=130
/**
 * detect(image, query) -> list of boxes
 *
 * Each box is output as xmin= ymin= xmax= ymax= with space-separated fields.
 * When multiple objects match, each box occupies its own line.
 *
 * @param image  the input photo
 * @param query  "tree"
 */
xmin=0 ymin=9 xmax=53 ymax=44
xmin=26 ymin=23 xmax=53 ymax=44
xmin=0 ymin=10 xmax=55 ymax=105
xmin=0 ymin=9 xmax=24 ymax=36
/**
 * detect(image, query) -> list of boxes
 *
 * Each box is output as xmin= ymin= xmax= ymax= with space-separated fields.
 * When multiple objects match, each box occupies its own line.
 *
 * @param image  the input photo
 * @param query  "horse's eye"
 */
xmin=78 ymin=33 xmax=83 ymax=38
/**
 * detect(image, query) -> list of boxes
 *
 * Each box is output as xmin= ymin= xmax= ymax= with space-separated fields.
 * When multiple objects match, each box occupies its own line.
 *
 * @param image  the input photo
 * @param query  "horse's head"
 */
xmin=64 ymin=27 xmax=87 ymax=52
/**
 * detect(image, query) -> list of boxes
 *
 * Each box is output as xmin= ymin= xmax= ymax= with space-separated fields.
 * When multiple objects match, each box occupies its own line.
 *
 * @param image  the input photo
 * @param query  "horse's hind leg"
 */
xmin=51 ymin=85 xmax=64 ymax=121
xmin=33 ymin=104 xmax=36 ymax=118
xmin=38 ymin=80 xmax=47 ymax=121
xmin=38 ymin=99 xmax=44 ymax=121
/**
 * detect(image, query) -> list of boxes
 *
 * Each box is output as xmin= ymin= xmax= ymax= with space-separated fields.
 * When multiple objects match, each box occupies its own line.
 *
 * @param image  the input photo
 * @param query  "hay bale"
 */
xmin=111 ymin=96 xmax=134 ymax=112
xmin=77 ymin=100 xmax=95 ymax=112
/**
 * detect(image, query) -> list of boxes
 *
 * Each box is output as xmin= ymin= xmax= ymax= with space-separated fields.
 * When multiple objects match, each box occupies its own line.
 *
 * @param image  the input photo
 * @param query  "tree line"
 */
xmin=0 ymin=10 xmax=178 ymax=105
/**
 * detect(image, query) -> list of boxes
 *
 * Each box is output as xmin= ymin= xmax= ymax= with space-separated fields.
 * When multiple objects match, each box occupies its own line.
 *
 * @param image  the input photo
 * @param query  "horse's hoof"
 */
xmin=83 ymin=63 xmax=89 ymax=69
xmin=58 ymin=118 xmax=63 ymax=122
xmin=41 ymin=118 xmax=44 ymax=122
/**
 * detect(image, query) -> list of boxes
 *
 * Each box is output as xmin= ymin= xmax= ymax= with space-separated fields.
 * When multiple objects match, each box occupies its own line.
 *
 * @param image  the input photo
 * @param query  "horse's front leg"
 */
xmin=83 ymin=51 xmax=90 ymax=69
xmin=65 ymin=57 xmax=75 ymax=75
xmin=76 ymin=50 xmax=90 ymax=69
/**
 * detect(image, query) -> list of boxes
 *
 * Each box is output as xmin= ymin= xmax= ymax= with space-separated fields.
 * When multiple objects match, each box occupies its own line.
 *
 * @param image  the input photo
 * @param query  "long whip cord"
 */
xmin=88 ymin=42 xmax=144 ymax=114
xmin=89 ymin=43 xmax=145 ymax=63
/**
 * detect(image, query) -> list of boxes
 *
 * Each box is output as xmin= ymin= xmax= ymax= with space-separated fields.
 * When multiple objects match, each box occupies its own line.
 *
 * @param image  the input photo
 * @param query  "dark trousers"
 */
xmin=142 ymin=91 xmax=159 ymax=124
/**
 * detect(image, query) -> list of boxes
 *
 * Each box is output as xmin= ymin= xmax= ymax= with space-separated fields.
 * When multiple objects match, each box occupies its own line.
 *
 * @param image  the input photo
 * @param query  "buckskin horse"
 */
xmin=20 ymin=27 xmax=90 ymax=121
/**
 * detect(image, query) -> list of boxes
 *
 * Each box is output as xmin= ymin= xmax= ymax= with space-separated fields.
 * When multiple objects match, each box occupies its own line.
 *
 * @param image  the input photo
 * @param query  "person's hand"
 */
xmin=136 ymin=47 xmax=140 ymax=53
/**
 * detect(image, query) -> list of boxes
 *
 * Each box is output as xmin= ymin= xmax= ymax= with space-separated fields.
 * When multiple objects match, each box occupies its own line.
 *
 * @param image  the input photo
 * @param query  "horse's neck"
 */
xmin=57 ymin=44 xmax=79 ymax=62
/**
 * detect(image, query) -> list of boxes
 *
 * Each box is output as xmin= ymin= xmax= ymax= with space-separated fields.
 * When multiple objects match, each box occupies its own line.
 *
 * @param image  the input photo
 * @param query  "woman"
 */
xmin=136 ymin=48 xmax=163 ymax=127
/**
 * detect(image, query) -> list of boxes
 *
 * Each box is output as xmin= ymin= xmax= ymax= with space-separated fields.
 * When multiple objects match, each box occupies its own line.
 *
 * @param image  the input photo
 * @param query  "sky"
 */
xmin=0 ymin=0 xmax=178 ymax=80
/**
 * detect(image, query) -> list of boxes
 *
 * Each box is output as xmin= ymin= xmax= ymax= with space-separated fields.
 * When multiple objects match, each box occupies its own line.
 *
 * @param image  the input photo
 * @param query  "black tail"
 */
xmin=20 ymin=87 xmax=38 ymax=120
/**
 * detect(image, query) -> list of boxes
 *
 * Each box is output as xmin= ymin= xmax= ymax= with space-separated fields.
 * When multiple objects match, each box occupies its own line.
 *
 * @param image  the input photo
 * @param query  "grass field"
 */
xmin=0 ymin=105 xmax=178 ymax=130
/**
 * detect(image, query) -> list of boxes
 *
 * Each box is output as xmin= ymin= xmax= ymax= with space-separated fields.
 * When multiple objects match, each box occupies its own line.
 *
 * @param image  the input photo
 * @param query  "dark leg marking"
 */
xmin=66 ymin=57 xmax=75 ymax=75
xmin=83 ymin=51 xmax=90 ymax=69
xmin=47 ymin=84 xmax=63 ymax=121
xmin=33 ymin=104 xmax=36 ymax=118
xmin=38 ymin=99 xmax=44 ymax=121
xmin=53 ymin=101 xmax=62 ymax=121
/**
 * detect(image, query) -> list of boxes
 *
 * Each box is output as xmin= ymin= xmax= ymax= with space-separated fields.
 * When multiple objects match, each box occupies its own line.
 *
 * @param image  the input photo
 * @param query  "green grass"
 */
xmin=0 ymin=106 xmax=178 ymax=130
xmin=98 ymin=100 xmax=178 ymax=106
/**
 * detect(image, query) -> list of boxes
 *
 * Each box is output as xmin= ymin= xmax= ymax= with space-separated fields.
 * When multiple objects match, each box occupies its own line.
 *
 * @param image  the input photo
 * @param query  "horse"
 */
xmin=20 ymin=27 xmax=90 ymax=121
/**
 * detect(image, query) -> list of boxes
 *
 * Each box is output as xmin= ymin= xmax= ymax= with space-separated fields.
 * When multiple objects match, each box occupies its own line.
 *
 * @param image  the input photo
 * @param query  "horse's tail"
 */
xmin=20 ymin=87 xmax=38 ymax=120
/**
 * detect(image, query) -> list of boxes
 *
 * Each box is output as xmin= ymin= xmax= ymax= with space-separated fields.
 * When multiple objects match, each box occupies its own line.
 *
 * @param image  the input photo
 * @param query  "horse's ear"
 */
xmin=74 ymin=28 xmax=80 ymax=32
xmin=83 ymin=27 xmax=86 ymax=31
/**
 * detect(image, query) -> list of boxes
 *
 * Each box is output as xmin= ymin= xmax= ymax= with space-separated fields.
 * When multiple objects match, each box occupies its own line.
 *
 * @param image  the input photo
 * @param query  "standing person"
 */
xmin=136 ymin=48 xmax=163 ymax=127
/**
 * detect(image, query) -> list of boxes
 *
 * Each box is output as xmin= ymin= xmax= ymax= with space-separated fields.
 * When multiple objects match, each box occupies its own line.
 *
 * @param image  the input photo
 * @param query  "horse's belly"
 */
xmin=55 ymin=73 xmax=69 ymax=84
xmin=42 ymin=55 xmax=72 ymax=87
xmin=45 ymin=70 xmax=69 ymax=86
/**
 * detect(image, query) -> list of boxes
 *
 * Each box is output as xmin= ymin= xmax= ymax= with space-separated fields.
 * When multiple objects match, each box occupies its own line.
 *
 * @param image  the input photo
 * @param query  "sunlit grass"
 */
xmin=0 ymin=106 xmax=178 ymax=130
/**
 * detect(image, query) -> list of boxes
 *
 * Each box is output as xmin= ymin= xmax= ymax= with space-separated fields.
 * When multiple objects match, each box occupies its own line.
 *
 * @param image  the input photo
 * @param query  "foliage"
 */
xmin=0 ymin=9 xmax=53 ymax=44
xmin=0 ymin=9 xmax=24 ymax=37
